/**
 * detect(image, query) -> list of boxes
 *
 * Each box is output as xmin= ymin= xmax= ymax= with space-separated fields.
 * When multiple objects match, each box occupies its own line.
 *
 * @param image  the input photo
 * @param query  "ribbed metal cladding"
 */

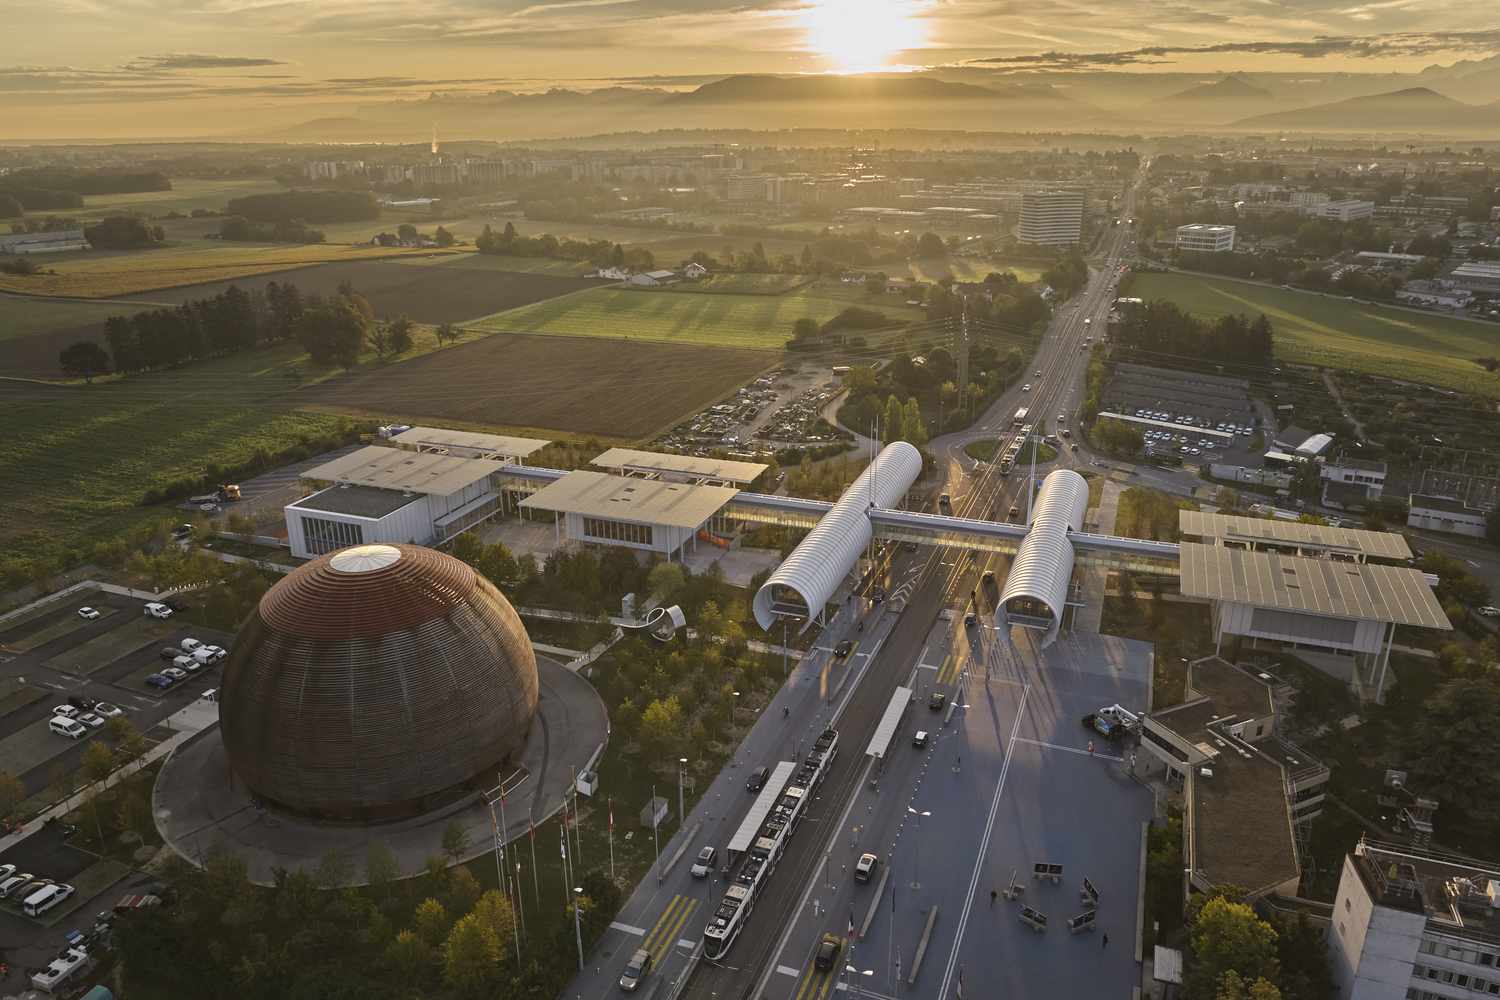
xmin=754 ymin=442 xmax=923 ymax=629
xmin=1000 ymin=470 xmax=1089 ymax=647
xmin=220 ymin=544 xmax=539 ymax=821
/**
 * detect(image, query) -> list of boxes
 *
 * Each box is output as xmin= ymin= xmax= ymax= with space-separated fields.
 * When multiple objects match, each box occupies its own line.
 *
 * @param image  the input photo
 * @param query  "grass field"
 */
xmin=0 ymin=295 xmax=160 ymax=343
xmin=303 ymin=331 xmax=774 ymax=438
xmin=907 ymin=257 xmax=1045 ymax=284
xmin=0 ymin=243 xmax=467 ymax=298
xmin=468 ymin=281 xmax=925 ymax=350
xmin=664 ymin=273 xmax=812 ymax=295
xmin=35 ymin=178 xmax=287 ymax=221
xmin=1129 ymin=272 xmax=1500 ymax=397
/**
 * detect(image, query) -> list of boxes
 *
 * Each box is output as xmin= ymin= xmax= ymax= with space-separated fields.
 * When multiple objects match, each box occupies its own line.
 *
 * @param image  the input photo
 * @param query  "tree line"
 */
xmin=219 ymin=216 xmax=325 ymax=244
xmin=475 ymin=221 xmax=655 ymax=270
xmin=1114 ymin=299 xmax=1274 ymax=368
xmin=0 ymin=168 xmax=170 ymax=216
xmin=225 ymin=189 xmax=380 ymax=224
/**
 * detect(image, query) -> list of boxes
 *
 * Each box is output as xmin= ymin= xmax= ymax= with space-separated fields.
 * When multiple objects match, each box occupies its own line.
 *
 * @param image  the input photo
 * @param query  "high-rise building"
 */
xmin=1330 ymin=840 xmax=1500 ymax=1000
xmin=1018 ymin=190 xmax=1084 ymax=246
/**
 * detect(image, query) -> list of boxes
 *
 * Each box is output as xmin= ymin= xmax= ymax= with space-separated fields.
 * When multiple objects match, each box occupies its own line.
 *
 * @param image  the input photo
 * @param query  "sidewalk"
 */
xmin=0 ymin=697 xmax=220 ymax=857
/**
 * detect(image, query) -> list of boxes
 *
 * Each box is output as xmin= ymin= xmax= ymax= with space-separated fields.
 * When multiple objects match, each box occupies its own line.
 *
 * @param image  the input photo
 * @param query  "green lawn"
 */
xmin=38 ymin=178 xmax=288 ymax=220
xmin=0 ymin=294 xmax=165 ymax=342
xmin=468 ymin=281 xmax=925 ymax=350
xmin=1130 ymin=272 xmax=1500 ymax=397
xmin=907 ymin=257 xmax=1044 ymax=284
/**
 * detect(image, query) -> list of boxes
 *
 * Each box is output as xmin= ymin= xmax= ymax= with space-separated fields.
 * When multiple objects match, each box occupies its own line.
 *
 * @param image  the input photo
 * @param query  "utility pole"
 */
xmin=955 ymin=301 xmax=970 ymax=413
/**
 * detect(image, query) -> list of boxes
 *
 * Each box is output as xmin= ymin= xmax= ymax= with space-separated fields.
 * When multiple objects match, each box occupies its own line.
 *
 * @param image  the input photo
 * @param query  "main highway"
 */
xmin=570 ymin=167 xmax=1148 ymax=1000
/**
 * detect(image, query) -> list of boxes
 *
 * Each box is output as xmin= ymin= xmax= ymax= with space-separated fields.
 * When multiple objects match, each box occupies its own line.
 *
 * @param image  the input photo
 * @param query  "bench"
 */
xmin=1068 ymin=910 xmax=1097 ymax=934
xmin=1032 ymin=863 xmax=1063 ymax=884
xmin=1019 ymin=906 xmax=1048 ymax=932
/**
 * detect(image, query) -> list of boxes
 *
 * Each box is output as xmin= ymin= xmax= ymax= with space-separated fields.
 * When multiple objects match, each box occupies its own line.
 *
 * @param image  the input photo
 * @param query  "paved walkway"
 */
xmin=151 ymin=656 xmax=608 ymax=885
xmin=1076 ymin=479 xmax=1123 ymax=633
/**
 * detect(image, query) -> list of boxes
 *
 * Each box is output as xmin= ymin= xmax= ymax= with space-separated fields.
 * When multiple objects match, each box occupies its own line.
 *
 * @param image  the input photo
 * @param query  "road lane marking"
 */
xmin=676 ymin=937 xmax=696 ymax=950
xmin=1013 ymin=736 xmax=1124 ymax=762
xmin=777 ymin=965 xmax=801 ymax=977
xmin=609 ymin=921 xmax=646 ymax=936
xmin=641 ymin=895 xmax=692 ymax=956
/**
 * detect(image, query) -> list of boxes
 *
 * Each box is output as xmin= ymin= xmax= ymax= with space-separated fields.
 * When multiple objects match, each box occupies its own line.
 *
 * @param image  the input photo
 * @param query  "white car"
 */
xmin=162 ymin=666 xmax=189 ymax=682
xmin=50 ymin=716 xmax=87 ymax=740
xmin=53 ymin=704 xmax=79 ymax=719
xmin=1478 ymin=606 xmax=1500 ymax=617
xmin=93 ymin=702 xmax=124 ymax=718
xmin=175 ymin=655 xmax=202 ymax=674
xmin=0 ymin=874 xmax=35 ymax=898
xmin=77 ymin=713 xmax=105 ymax=729
xmin=0 ymin=864 xmax=15 ymax=882
xmin=143 ymin=602 xmax=174 ymax=619
xmin=1022 ymin=383 xmax=1032 ymax=392
xmin=77 ymin=607 xmax=101 ymax=620
xmin=690 ymin=845 xmax=716 ymax=879
xmin=179 ymin=637 xmax=202 ymax=653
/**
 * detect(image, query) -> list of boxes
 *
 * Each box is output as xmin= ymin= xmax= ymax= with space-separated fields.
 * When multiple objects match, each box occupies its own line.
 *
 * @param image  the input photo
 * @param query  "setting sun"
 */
xmin=800 ymin=0 xmax=929 ymax=73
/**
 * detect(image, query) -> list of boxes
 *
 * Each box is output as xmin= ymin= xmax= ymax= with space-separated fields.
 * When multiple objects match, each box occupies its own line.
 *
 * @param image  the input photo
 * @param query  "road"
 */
xmin=568 ymin=169 xmax=1149 ymax=1000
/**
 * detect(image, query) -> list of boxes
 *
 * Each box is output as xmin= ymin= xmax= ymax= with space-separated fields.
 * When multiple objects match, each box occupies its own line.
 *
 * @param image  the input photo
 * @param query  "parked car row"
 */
xmin=145 ymin=636 xmax=227 ymax=690
xmin=0 ymin=864 xmax=76 ymax=916
xmin=49 ymin=697 xmax=125 ymax=740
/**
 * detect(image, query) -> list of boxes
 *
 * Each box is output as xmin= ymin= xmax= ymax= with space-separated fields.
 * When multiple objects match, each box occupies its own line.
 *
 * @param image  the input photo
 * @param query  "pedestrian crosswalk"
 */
xmin=640 ymin=894 xmax=700 ymax=958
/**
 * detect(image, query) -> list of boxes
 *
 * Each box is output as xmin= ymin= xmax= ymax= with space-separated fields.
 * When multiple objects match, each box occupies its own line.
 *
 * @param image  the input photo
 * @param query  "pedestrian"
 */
xmin=1087 ymin=740 xmax=1095 ymax=755
xmin=783 ymin=705 xmax=789 ymax=719
xmin=990 ymin=889 xmax=997 ymax=907
xmin=1102 ymin=933 xmax=1109 ymax=949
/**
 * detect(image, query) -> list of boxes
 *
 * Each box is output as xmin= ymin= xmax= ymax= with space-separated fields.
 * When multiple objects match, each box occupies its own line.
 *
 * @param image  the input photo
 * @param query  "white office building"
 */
xmin=1318 ymin=200 xmax=1375 ymax=222
xmin=1407 ymin=494 xmax=1490 ymax=539
xmin=1330 ymin=840 xmax=1500 ymax=1000
xmin=1018 ymin=190 xmax=1084 ymax=246
xmin=1176 ymin=224 xmax=1237 ymax=252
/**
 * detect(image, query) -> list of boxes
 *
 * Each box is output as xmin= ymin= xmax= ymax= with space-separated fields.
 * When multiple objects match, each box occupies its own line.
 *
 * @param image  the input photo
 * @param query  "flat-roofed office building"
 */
xmin=1018 ymin=190 xmax=1084 ymax=246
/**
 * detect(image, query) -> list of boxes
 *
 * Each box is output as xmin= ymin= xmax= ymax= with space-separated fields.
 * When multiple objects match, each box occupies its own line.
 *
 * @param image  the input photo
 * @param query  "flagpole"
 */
xmin=498 ymin=787 xmax=524 ymax=958
xmin=570 ymin=766 xmax=582 ymax=869
xmin=529 ymin=812 xmax=541 ymax=909
xmin=608 ymin=796 xmax=616 ymax=883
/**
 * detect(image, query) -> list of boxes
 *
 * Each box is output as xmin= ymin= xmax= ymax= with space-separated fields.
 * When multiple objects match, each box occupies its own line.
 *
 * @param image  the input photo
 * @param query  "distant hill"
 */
xmin=1233 ymin=87 xmax=1492 ymax=130
xmin=1162 ymin=74 xmax=1272 ymax=103
xmin=675 ymin=74 xmax=1010 ymax=104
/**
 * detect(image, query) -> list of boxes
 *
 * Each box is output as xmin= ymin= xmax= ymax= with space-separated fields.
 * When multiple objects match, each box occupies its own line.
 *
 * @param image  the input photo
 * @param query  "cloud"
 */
xmin=970 ymin=28 xmax=1500 ymax=70
xmin=127 ymin=53 xmax=288 ymax=70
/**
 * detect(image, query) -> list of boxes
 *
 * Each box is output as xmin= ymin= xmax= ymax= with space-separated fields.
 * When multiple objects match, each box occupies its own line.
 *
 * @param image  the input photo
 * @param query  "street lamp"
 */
xmin=907 ymin=808 xmax=931 ymax=889
xmin=677 ymin=758 xmax=688 ymax=829
xmin=844 ymin=965 xmax=875 ymax=999
xmin=571 ymin=886 xmax=584 ymax=972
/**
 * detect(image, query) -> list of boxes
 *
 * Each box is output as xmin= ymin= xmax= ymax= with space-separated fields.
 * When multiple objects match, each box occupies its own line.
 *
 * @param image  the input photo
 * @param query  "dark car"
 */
xmin=834 ymin=640 xmax=853 ymax=659
xmin=871 ymin=588 xmax=885 ymax=605
xmin=747 ymin=766 xmax=769 ymax=793
xmin=815 ymin=933 xmax=842 ymax=971
xmin=964 ymin=612 xmax=977 ymax=627
xmin=928 ymin=692 xmax=946 ymax=711
xmin=159 ymin=647 xmax=180 ymax=662
xmin=144 ymin=673 xmax=174 ymax=690
xmin=66 ymin=695 xmax=98 ymax=712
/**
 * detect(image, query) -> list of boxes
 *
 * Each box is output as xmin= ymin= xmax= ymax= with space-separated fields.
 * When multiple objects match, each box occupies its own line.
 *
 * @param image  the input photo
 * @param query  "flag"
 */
xmin=528 ymin=816 xmax=535 ymax=842
xmin=847 ymin=910 xmax=855 ymax=940
xmin=609 ymin=797 xmax=614 ymax=832
xmin=957 ymin=965 xmax=965 ymax=1000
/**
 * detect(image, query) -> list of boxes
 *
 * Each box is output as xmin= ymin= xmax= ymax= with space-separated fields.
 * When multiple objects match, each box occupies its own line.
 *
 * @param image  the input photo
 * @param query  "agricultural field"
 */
xmin=0 ymin=242 xmax=466 ymax=298
xmin=1129 ymin=272 xmax=1500 ymax=397
xmin=662 ymin=273 xmax=811 ymax=294
xmin=28 ymin=177 xmax=288 ymax=221
xmin=468 ymin=280 xmax=926 ymax=350
xmin=301 ymin=331 xmax=773 ymax=438
xmin=0 ymin=294 xmax=159 ymax=343
xmin=907 ymin=256 xmax=1045 ymax=284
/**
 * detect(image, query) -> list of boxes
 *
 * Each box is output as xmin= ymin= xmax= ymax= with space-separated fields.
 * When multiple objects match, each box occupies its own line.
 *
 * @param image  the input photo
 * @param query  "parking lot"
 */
xmin=0 ymin=588 xmax=232 ymax=797
xmin=1100 ymin=361 xmax=1270 ymax=467
xmin=651 ymin=360 xmax=851 ymax=458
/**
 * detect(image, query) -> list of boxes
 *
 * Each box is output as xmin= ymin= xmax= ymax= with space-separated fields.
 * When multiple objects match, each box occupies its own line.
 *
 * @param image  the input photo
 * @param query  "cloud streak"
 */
xmin=128 ymin=53 xmax=288 ymax=70
xmin=971 ymin=27 xmax=1500 ymax=69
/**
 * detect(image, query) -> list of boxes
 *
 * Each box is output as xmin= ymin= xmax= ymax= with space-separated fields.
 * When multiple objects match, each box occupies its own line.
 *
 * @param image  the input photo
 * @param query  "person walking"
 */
xmin=990 ymin=889 xmax=997 ymax=907
xmin=1102 ymin=933 xmax=1109 ymax=949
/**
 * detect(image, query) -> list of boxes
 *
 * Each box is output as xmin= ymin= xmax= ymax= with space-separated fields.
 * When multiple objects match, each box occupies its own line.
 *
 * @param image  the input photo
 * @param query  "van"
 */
xmin=179 ymin=638 xmax=202 ymax=653
xmin=23 ymin=882 xmax=74 ymax=917
xmin=50 ymin=717 xmax=87 ymax=740
xmin=143 ymin=602 xmax=173 ymax=619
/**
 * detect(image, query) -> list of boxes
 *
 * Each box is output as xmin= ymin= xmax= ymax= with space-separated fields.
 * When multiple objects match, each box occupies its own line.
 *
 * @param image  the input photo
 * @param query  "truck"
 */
xmin=1012 ymin=407 xmax=1030 ymax=427
xmin=187 ymin=484 xmax=241 ymax=506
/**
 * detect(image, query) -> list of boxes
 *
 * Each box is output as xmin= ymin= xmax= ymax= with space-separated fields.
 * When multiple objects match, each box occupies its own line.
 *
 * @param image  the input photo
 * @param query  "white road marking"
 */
xmin=776 ymin=965 xmax=800 ymax=978
xmin=918 ymin=663 xmax=940 ymax=671
xmin=677 ymin=938 xmax=695 ymax=950
xmin=609 ymin=921 xmax=646 ymax=936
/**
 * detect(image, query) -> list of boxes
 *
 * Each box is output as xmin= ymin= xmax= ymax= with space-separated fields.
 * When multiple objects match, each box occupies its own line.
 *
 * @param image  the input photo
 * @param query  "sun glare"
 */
xmin=800 ymin=0 xmax=928 ymax=74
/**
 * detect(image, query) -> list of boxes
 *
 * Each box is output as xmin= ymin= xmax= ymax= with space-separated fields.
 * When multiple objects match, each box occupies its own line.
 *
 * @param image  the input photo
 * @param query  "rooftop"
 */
xmin=1178 ymin=542 xmax=1449 ymax=629
xmin=520 ymin=470 xmax=738 ymax=529
xmin=1328 ymin=456 xmax=1388 ymax=474
xmin=388 ymin=426 xmax=550 ymax=461
xmin=1352 ymin=841 xmax=1500 ymax=945
xmin=1188 ymin=657 xmax=1275 ymax=722
xmin=1179 ymin=511 xmax=1412 ymax=561
xmin=591 ymin=447 xmax=768 ymax=485
xmin=1409 ymin=493 xmax=1486 ymax=516
xmin=303 ymin=445 xmax=504 ymax=497
xmin=1194 ymin=737 xmax=1300 ymax=896
xmin=289 ymin=484 xmax=423 ymax=519
xmin=1178 ymin=223 xmax=1236 ymax=233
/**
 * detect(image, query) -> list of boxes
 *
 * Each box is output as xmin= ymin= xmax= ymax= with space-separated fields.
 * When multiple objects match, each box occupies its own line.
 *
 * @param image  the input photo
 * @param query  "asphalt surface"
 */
xmin=561 ymin=170 xmax=1153 ymax=1000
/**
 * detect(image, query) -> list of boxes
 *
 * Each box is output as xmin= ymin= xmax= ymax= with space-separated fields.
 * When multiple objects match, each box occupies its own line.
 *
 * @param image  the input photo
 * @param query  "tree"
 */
xmin=915 ymin=232 xmax=947 ymax=258
xmin=295 ymin=298 xmax=367 ymax=367
xmin=441 ymin=820 xmax=471 ymax=864
xmin=446 ymin=866 xmax=481 ymax=915
xmin=1216 ymin=971 xmax=1283 ymax=1000
xmin=443 ymin=912 xmax=502 ymax=996
xmin=434 ymin=322 xmax=460 ymax=347
xmin=640 ymin=695 xmax=685 ymax=758
xmin=790 ymin=316 xmax=820 ymax=343
xmin=903 ymin=396 xmax=928 ymax=446
xmin=412 ymin=897 xmax=450 ymax=947
xmin=1186 ymin=897 xmax=1281 ymax=1000
xmin=367 ymin=323 xmax=392 ymax=359
xmin=435 ymin=225 xmax=455 ymax=247
xmin=471 ymin=889 xmax=517 ymax=955
xmin=1487 ymin=506 xmax=1500 ymax=546
xmin=58 ymin=340 xmax=110 ymax=382
xmin=883 ymin=394 xmax=905 ymax=441
xmin=387 ymin=315 xmax=415 ymax=354
xmin=385 ymin=928 xmax=432 ymax=984
xmin=84 ymin=215 xmax=161 ymax=249
xmin=366 ymin=840 xmax=400 ymax=895
xmin=647 ymin=561 xmax=687 ymax=605
xmin=0 ymin=769 xmax=24 ymax=821
xmin=397 ymin=223 xmax=420 ymax=243
xmin=1404 ymin=674 xmax=1500 ymax=834
xmin=1273 ymin=912 xmax=1335 ymax=1000
xmin=81 ymin=739 xmax=116 ymax=788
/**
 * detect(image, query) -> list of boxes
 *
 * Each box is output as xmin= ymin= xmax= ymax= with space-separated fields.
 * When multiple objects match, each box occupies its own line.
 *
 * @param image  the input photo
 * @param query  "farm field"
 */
xmin=32 ymin=177 xmax=288 ymax=221
xmin=661 ymin=273 xmax=811 ymax=294
xmin=301 ymin=331 xmax=773 ymax=438
xmin=468 ymin=281 xmax=926 ymax=350
xmin=1129 ymin=272 xmax=1500 ymax=397
xmin=125 ymin=257 xmax=604 ymax=324
xmin=402 ymin=253 xmax=593 ymax=276
xmin=0 ymin=243 xmax=466 ymax=298
xmin=0 ymin=295 xmax=160 ymax=343
xmin=907 ymin=257 xmax=1045 ymax=284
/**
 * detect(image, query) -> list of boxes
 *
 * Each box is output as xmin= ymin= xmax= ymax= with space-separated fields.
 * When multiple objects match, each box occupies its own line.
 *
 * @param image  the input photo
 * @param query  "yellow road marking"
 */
xmin=641 ymin=895 xmax=695 ymax=956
